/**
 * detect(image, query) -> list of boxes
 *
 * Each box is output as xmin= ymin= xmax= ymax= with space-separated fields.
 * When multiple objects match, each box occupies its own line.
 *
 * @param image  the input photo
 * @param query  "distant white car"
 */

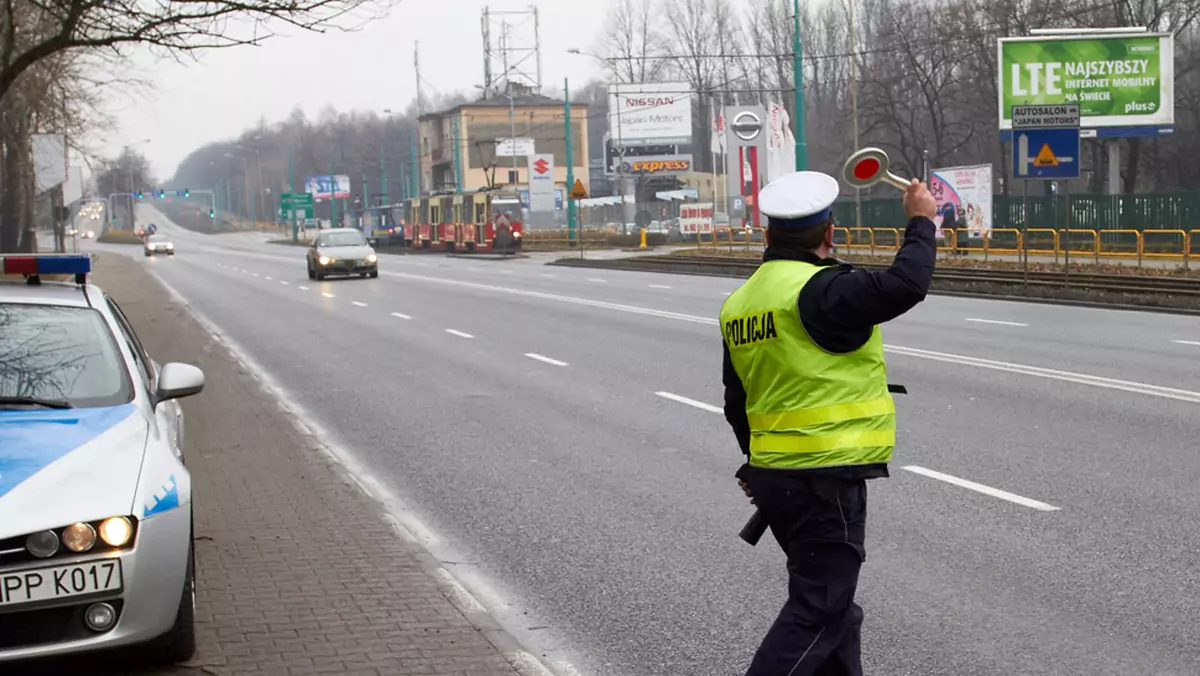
xmin=144 ymin=234 xmax=174 ymax=257
xmin=0 ymin=254 xmax=205 ymax=666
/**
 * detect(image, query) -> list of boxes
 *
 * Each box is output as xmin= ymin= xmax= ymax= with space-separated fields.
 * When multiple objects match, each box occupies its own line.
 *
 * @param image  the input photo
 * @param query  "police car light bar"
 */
xmin=0 ymin=254 xmax=91 ymax=285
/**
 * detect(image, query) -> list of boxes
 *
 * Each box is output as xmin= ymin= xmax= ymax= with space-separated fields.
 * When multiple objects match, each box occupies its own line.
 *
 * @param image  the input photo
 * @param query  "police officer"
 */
xmin=720 ymin=170 xmax=938 ymax=676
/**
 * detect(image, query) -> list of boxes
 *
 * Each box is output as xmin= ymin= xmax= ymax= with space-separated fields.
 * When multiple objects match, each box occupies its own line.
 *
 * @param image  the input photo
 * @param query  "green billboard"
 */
xmin=998 ymin=33 xmax=1174 ymax=130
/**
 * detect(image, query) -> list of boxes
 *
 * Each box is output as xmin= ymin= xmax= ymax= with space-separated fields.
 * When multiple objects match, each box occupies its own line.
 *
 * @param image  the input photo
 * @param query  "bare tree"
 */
xmin=0 ymin=0 xmax=396 ymax=104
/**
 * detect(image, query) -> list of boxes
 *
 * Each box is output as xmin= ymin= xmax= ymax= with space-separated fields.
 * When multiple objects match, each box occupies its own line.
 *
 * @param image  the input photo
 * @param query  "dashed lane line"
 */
xmin=901 ymin=465 xmax=1060 ymax=511
xmin=1174 ymin=340 xmax=1200 ymax=346
xmin=391 ymin=312 xmax=412 ymax=320
xmin=445 ymin=329 xmax=475 ymax=339
xmin=352 ymin=301 xmax=368 ymax=307
xmin=298 ymin=285 xmax=310 ymax=291
xmin=322 ymin=292 xmax=335 ymax=298
xmin=966 ymin=317 xmax=1028 ymax=327
xmin=654 ymin=391 xmax=724 ymax=414
xmin=524 ymin=353 xmax=568 ymax=367
xmin=649 ymin=284 xmax=673 ymax=289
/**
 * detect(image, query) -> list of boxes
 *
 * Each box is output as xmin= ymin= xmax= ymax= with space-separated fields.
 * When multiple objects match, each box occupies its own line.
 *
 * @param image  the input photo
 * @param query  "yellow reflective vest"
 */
xmin=720 ymin=259 xmax=895 ymax=469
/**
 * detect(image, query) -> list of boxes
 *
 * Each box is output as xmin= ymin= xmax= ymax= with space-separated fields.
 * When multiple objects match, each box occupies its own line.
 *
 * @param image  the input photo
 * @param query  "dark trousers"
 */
xmin=744 ymin=468 xmax=869 ymax=676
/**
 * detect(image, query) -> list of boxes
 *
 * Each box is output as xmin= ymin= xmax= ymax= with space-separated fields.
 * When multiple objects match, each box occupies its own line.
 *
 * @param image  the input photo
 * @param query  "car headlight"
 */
xmin=512 ymin=231 xmax=522 ymax=238
xmin=365 ymin=253 xmax=377 ymax=263
xmin=318 ymin=256 xmax=330 ymax=265
xmin=98 ymin=516 xmax=133 ymax=547
xmin=62 ymin=522 xmax=97 ymax=553
xmin=165 ymin=243 xmax=174 ymax=249
xmin=26 ymin=530 xmax=59 ymax=558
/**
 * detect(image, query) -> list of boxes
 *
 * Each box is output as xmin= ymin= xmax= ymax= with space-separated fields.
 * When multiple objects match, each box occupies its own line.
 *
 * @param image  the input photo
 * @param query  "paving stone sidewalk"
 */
xmin=16 ymin=251 xmax=525 ymax=676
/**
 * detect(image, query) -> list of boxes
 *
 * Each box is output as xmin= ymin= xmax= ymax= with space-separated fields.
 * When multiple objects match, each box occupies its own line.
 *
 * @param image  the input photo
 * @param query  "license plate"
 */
xmin=0 ymin=559 xmax=123 ymax=609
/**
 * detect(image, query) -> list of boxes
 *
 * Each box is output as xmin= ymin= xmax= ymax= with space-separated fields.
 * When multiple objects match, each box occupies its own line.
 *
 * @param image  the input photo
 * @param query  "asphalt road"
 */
xmin=87 ymin=206 xmax=1200 ymax=676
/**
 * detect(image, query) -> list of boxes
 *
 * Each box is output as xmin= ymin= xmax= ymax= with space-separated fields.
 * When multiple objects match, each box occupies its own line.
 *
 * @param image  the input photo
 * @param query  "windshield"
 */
xmin=0 ymin=304 xmax=133 ymax=408
xmin=319 ymin=231 xmax=367 ymax=247
xmin=147 ymin=234 xmax=168 ymax=243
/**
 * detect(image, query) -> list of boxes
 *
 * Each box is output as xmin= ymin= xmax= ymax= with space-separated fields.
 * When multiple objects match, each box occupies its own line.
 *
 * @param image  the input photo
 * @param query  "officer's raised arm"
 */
xmin=803 ymin=178 xmax=939 ymax=334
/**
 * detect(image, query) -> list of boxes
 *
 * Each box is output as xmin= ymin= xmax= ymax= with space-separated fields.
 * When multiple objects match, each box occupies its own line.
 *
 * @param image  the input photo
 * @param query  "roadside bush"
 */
xmin=99 ymin=229 xmax=143 ymax=245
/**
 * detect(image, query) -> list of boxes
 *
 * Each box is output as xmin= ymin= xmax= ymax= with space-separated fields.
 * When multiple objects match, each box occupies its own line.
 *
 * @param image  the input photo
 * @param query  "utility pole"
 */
xmin=792 ymin=0 xmax=808 ymax=171
xmin=848 ymin=0 xmax=861 ymax=227
xmin=564 ymin=77 xmax=576 ymax=243
xmin=380 ymin=145 xmax=388 ymax=206
xmin=289 ymin=147 xmax=298 ymax=242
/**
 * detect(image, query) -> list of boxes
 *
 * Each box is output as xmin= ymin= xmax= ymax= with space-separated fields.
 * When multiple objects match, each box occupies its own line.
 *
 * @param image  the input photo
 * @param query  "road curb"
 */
xmin=135 ymin=259 xmax=567 ymax=676
xmin=548 ymin=256 xmax=1200 ymax=316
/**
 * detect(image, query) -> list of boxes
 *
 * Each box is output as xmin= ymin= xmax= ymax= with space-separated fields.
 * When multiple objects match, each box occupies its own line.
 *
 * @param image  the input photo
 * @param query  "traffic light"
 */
xmin=209 ymin=209 xmax=215 ymax=219
xmin=136 ymin=191 xmax=144 ymax=199
xmin=157 ymin=190 xmax=165 ymax=199
xmin=184 ymin=189 xmax=190 ymax=198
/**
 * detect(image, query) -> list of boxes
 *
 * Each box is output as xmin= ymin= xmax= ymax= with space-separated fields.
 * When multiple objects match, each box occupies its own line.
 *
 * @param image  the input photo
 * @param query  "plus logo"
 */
xmin=533 ymin=158 xmax=550 ymax=175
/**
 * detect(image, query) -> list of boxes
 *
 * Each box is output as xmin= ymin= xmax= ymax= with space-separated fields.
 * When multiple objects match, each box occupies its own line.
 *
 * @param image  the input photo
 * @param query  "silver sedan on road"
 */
xmin=306 ymin=228 xmax=379 ymax=280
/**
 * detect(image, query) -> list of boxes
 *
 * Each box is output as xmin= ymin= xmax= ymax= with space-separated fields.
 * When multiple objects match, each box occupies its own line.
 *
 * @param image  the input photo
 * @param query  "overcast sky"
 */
xmin=92 ymin=0 xmax=646 ymax=181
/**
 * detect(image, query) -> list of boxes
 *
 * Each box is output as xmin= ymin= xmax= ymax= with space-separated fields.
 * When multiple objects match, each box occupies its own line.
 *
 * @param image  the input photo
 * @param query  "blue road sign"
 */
xmin=1011 ymin=127 xmax=1080 ymax=180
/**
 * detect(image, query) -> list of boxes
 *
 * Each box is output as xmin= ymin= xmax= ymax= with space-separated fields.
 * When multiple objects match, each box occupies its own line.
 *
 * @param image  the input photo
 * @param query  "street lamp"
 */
xmin=567 ymin=48 xmax=630 ymax=232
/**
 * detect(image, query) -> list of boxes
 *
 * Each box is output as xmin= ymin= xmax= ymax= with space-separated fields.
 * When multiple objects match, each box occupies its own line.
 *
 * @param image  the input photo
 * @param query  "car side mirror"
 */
xmin=153 ymin=362 xmax=205 ymax=409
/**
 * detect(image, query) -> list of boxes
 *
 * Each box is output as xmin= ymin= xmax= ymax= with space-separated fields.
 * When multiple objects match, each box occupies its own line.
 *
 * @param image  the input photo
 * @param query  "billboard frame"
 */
xmin=996 ymin=30 xmax=1174 ymax=141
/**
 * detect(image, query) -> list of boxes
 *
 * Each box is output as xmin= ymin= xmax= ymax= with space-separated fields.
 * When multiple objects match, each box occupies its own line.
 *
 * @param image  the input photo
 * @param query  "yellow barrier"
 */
xmin=694 ymin=225 xmax=1200 ymax=264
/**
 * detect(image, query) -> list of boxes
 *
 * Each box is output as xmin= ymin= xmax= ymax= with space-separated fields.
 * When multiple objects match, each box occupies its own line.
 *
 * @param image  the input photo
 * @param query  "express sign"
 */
xmin=622 ymin=156 xmax=693 ymax=175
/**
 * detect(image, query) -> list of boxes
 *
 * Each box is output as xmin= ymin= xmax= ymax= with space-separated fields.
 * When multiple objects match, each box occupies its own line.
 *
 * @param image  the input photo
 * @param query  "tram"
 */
xmin=403 ymin=188 xmax=524 ymax=253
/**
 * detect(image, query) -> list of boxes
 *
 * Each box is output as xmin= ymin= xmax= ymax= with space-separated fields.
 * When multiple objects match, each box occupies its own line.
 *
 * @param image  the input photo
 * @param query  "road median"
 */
xmin=77 ymin=252 xmax=526 ymax=676
xmin=550 ymin=252 xmax=1200 ymax=314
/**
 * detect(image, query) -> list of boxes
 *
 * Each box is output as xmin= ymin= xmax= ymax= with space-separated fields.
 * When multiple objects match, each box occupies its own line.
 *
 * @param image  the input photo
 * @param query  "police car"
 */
xmin=0 ymin=254 xmax=205 ymax=665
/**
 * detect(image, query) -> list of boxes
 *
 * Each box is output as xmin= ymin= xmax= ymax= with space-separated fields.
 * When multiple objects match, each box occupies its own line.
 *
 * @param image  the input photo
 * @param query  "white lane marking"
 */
xmin=445 ymin=329 xmax=474 ymax=339
xmin=468 ymin=267 xmax=481 ymax=272
xmin=902 ymin=465 xmax=1060 ymax=511
xmin=142 ymin=268 xmax=565 ymax=676
xmin=966 ymin=317 xmax=1028 ymax=327
xmin=1174 ymin=340 xmax=1200 ymax=346
xmin=524 ymin=353 xmax=568 ymax=367
xmin=373 ymin=269 xmax=1200 ymax=403
xmin=351 ymin=301 xmax=368 ymax=307
xmin=500 ymin=269 xmax=514 ymax=274
xmin=649 ymin=284 xmax=673 ymax=289
xmin=298 ymin=285 xmax=310 ymax=291
xmin=886 ymin=345 xmax=1200 ymax=404
xmin=540 ymin=273 xmax=557 ymax=278
xmin=587 ymin=277 xmax=607 ymax=283
xmin=655 ymin=391 xmax=723 ymax=414
xmin=391 ymin=312 xmax=412 ymax=320
xmin=252 ymin=272 xmax=259 ymax=277
xmin=265 ymin=276 xmax=273 ymax=281
xmin=322 ymin=292 xmax=334 ymax=298
xmin=280 ymin=281 xmax=290 ymax=285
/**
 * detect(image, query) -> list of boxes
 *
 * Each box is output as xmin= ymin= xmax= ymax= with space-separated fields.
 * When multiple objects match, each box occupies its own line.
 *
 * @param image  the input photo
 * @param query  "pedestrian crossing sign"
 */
xmin=1033 ymin=144 xmax=1059 ymax=167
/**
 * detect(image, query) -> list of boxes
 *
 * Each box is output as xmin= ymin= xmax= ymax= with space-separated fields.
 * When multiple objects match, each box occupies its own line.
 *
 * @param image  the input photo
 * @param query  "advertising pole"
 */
xmin=792 ymin=0 xmax=807 ymax=171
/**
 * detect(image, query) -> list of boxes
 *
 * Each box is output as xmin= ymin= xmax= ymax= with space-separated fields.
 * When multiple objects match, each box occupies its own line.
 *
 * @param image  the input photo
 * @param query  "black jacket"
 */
xmin=723 ymin=216 xmax=938 ymax=481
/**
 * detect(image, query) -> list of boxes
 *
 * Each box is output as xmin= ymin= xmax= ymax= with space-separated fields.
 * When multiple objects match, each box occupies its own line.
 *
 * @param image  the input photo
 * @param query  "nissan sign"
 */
xmin=608 ymin=81 xmax=694 ymax=146
xmin=732 ymin=111 xmax=763 ymax=141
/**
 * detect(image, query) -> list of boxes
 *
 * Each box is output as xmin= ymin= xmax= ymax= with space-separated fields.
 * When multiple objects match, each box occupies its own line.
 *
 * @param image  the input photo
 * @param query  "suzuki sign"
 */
xmin=528 ymin=153 xmax=555 ymax=213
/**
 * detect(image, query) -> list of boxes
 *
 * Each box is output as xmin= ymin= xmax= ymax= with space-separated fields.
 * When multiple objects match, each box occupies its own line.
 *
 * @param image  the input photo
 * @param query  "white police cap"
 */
xmin=758 ymin=170 xmax=840 ymax=228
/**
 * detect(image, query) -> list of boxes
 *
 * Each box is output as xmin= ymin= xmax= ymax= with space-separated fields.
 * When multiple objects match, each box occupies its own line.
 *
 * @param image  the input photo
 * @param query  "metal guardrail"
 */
xmin=695 ymin=226 xmax=1200 ymax=267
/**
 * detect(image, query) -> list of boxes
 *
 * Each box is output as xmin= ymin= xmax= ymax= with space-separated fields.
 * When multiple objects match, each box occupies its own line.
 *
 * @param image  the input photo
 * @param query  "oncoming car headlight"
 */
xmin=365 ymin=253 xmax=378 ymax=263
xmin=318 ymin=256 xmax=330 ymax=265
xmin=99 ymin=516 xmax=134 ymax=547
xmin=512 ymin=231 xmax=522 ymax=238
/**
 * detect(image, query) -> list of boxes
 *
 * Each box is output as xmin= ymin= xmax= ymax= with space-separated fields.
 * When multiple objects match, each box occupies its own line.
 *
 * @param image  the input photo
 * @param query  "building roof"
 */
xmin=420 ymin=94 xmax=589 ymax=121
